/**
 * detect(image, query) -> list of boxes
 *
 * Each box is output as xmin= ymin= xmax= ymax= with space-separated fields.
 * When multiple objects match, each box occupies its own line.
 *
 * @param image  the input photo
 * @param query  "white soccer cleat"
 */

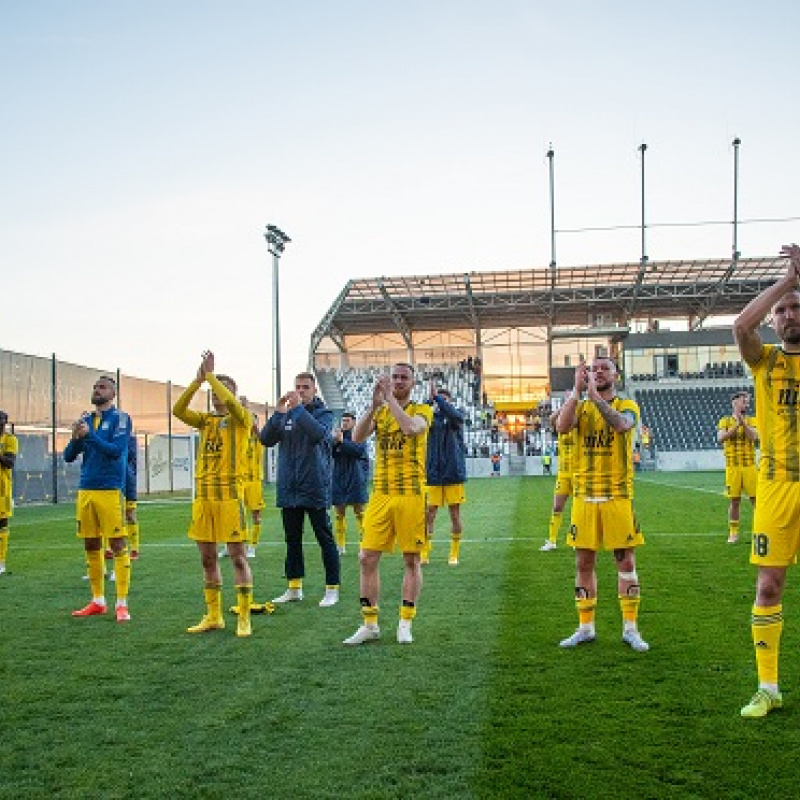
xmin=448 ymin=557 xmax=459 ymax=566
xmin=622 ymin=629 xmax=649 ymax=652
xmin=0 ymin=563 xmax=6 ymax=576
xmin=397 ymin=620 xmax=413 ymax=644
xmin=319 ymin=589 xmax=340 ymax=607
xmin=559 ymin=628 xmax=597 ymax=648
xmin=343 ymin=624 xmax=380 ymax=645
xmin=272 ymin=588 xmax=304 ymax=604
xmin=540 ymin=540 xmax=557 ymax=551
xmin=246 ymin=545 xmax=256 ymax=559
xmin=218 ymin=548 xmax=229 ymax=558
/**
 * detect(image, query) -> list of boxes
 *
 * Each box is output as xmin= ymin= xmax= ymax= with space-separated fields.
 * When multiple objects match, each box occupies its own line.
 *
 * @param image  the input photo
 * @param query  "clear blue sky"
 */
xmin=2 ymin=1 xmax=798 ymax=403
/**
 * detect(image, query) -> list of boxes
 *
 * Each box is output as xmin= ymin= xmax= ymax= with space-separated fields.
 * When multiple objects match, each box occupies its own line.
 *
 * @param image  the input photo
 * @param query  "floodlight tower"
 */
xmin=264 ymin=224 xmax=292 ymax=404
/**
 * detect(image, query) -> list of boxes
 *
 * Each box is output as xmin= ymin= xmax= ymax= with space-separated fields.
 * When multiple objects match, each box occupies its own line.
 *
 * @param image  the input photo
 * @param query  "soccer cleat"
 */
xmin=559 ymin=628 xmax=597 ymax=648
xmin=397 ymin=621 xmax=413 ymax=644
xmin=130 ymin=550 xmax=139 ymax=560
xmin=727 ymin=535 xmax=738 ymax=544
xmin=622 ymin=630 xmax=650 ymax=652
xmin=115 ymin=605 xmax=131 ymax=623
xmin=338 ymin=545 xmax=346 ymax=555
xmin=448 ymin=557 xmax=459 ymax=566
xmin=229 ymin=602 xmax=276 ymax=615
xmin=540 ymin=540 xmax=557 ymax=551
xmin=109 ymin=571 xmax=116 ymax=583
xmin=218 ymin=547 xmax=229 ymax=558
xmin=343 ymin=624 xmax=380 ymax=645
xmin=0 ymin=563 xmax=6 ymax=575
xmin=72 ymin=601 xmax=107 ymax=617
xmin=740 ymin=688 xmax=783 ymax=718
xmin=272 ymin=589 xmax=304 ymax=604
xmin=246 ymin=545 xmax=256 ymax=559
xmin=186 ymin=615 xmax=225 ymax=633
xmin=236 ymin=615 xmax=252 ymax=638
xmin=319 ymin=589 xmax=340 ymax=607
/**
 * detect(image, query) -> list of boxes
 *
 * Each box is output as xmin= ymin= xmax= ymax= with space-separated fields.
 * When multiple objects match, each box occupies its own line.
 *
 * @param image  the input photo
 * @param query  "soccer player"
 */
xmin=331 ymin=412 xmax=369 ymax=555
xmin=540 ymin=409 xmax=575 ymax=552
xmin=126 ymin=432 xmax=140 ymax=560
xmin=423 ymin=382 xmax=467 ymax=566
xmin=717 ymin=391 xmax=758 ymax=543
xmin=0 ymin=410 xmax=19 ymax=576
xmin=735 ymin=243 xmax=800 ymax=718
xmin=343 ymin=363 xmax=433 ymax=645
xmin=64 ymin=376 xmax=133 ymax=622
xmin=241 ymin=402 xmax=266 ymax=559
xmin=261 ymin=372 xmax=340 ymax=608
xmin=173 ymin=351 xmax=254 ymax=637
xmin=556 ymin=356 xmax=648 ymax=652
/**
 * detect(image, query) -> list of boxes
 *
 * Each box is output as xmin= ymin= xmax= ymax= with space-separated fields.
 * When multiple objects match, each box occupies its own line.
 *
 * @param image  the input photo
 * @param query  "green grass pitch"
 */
xmin=2 ymin=472 xmax=799 ymax=799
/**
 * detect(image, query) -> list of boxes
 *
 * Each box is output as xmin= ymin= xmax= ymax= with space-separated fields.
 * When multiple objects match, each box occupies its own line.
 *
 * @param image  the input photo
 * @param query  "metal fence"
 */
xmin=1 ymin=348 xmax=267 ymax=505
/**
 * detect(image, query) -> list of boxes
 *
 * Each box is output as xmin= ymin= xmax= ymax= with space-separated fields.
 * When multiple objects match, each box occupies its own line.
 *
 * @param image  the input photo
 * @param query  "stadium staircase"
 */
xmin=506 ymin=454 xmax=527 ymax=476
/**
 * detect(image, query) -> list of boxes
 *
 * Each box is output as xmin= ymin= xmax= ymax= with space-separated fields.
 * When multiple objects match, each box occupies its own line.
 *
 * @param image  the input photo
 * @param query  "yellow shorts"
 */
xmin=361 ymin=493 xmax=427 ymax=553
xmin=751 ymin=479 xmax=800 ymax=567
xmin=568 ymin=497 xmax=644 ymax=551
xmin=0 ymin=492 xmax=12 ymax=519
xmin=125 ymin=500 xmax=137 ymax=513
xmin=554 ymin=473 xmax=573 ymax=497
xmin=242 ymin=480 xmax=265 ymax=512
xmin=725 ymin=465 xmax=758 ymax=500
xmin=76 ymin=489 xmax=125 ymax=539
xmin=427 ymin=484 xmax=466 ymax=507
xmin=188 ymin=498 xmax=248 ymax=544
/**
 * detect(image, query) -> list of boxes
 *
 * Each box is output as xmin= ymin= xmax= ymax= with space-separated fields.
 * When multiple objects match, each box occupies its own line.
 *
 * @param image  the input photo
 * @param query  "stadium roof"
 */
xmin=310 ymin=256 xmax=789 ymax=352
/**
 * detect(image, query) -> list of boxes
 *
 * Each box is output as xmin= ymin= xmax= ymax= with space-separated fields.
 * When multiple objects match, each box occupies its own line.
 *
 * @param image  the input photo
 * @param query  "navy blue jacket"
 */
xmin=425 ymin=394 xmax=467 ymax=486
xmin=64 ymin=406 xmax=132 ymax=490
xmin=260 ymin=397 xmax=333 ymax=509
xmin=125 ymin=434 xmax=137 ymax=501
xmin=332 ymin=429 xmax=369 ymax=506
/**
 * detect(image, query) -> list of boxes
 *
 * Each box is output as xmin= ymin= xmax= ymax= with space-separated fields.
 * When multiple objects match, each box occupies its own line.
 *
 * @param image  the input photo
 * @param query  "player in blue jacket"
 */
xmin=260 ymin=372 xmax=340 ymax=608
xmin=424 ymin=382 xmax=467 ymax=566
xmin=331 ymin=412 xmax=369 ymax=554
xmin=64 ymin=375 xmax=133 ymax=622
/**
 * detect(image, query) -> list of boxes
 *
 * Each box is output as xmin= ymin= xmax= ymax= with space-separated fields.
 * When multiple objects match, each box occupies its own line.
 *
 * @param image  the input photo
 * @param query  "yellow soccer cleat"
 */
xmin=236 ymin=615 xmax=252 ymax=638
xmin=186 ymin=615 xmax=225 ymax=634
xmin=740 ymin=689 xmax=783 ymax=718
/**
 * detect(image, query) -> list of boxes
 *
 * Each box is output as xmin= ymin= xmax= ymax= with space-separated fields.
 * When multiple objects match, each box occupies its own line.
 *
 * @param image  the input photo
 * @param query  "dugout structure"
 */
xmin=309 ymin=255 xmax=789 ymax=408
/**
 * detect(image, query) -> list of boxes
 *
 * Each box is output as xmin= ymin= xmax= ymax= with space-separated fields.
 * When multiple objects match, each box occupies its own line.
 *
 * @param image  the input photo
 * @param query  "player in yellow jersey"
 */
xmin=172 ymin=351 xmax=254 ymax=638
xmin=0 ymin=410 xmax=19 ymax=576
xmin=343 ymin=363 xmax=433 ymax=646
xmin=540 ymin=409 xmax=575 ymax=552
xmin=717 ymin=391 xmax=758 ymax=543
xmin=736 ymin=243 xmax=800 ymax=718
xmin=556 ymin=356 xmax=648 ymax=652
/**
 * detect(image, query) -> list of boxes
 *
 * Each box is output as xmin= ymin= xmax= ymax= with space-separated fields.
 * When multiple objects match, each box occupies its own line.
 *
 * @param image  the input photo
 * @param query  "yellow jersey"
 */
xmin=752 ymin=345 xmax=800 ymax=482
xmin=717 ymin=415 xmax=757 ymax=468
xmin=557 ymin=429 xmax=575 ymax=476
xmin=372 ymin=402 xmax=433 ymax=496
xmin=572 ymin=396 xmax=639 ymax=500
xmin=244 ymin=430 xmax=265 ymax=483
xmin=0 ymin=431 xmax=19 ymax=500
xmin=173 ymin=375 xmax=250 ymax=501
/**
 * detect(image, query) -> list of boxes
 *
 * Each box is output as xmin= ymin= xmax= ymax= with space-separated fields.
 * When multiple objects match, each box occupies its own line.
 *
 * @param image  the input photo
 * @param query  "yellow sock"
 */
xmin=421 ymin=537 xmax=432 ymax=563
xmin=449 ymin=533 xmax=461 ymax=561
xmin=128 ymin=522 xmax=140 ymax=552
xmin=334 ymin=516 xmax=346 ymax=549
xmin=114 ymin=548 xmax=132 ymax=602
xmin=251 ymin=522 xmax=262 ymax=547
xmin=87 ymin=549 xmax=105 ymax=600
xmin=577 ymin=596 xmax=596 ymax=627
xmin=729 ymin=520 xmax=740 ymax=538
xmin=752 ymin=604 xmax=783 ymax=687
xmin=236 ymin=584 xmax=253 ymax=619
xmin=355 ymin=512 xmax=364 ymax=541
xmin=399 ymin=603 xmax=416 ymax=621
xmin=204 ymin=582 xmax=223 ymax=621
xmin=548 ymin=512 xmax=563 ymax=544
xmin=0 ymin=530 xmax=8 ymax=563
xmin=361 ymin=604 xmax=379 ymax=626
xmin=288 ymin=578 xmax=303 ymax=591
xmin=619 ymin=594 xmax=640 ymax=626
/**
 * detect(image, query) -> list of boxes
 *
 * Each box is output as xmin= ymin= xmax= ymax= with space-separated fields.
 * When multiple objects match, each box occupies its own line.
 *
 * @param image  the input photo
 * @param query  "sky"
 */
xmin=2 ymin=1 xmax=799 ymax=403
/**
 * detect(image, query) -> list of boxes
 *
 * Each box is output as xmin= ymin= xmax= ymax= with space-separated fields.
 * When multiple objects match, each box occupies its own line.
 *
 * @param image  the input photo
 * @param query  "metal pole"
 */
xmin=639 ymin=143 xmax=648 ymax=266
xmin=732 ymin=137 xmax=741 ymax=261
xmin=272 ymin=249 xmax=281 ymax=402
xmin=51 ymin=353 xmax=57 ymax=504
xmin=547 ymin=145 xmax=556 ymax=269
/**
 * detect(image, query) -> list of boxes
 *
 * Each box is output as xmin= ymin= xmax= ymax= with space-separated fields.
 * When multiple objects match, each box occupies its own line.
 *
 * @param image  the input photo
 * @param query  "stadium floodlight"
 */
xmin=264 ymin=225 xmax=292 ymax=404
